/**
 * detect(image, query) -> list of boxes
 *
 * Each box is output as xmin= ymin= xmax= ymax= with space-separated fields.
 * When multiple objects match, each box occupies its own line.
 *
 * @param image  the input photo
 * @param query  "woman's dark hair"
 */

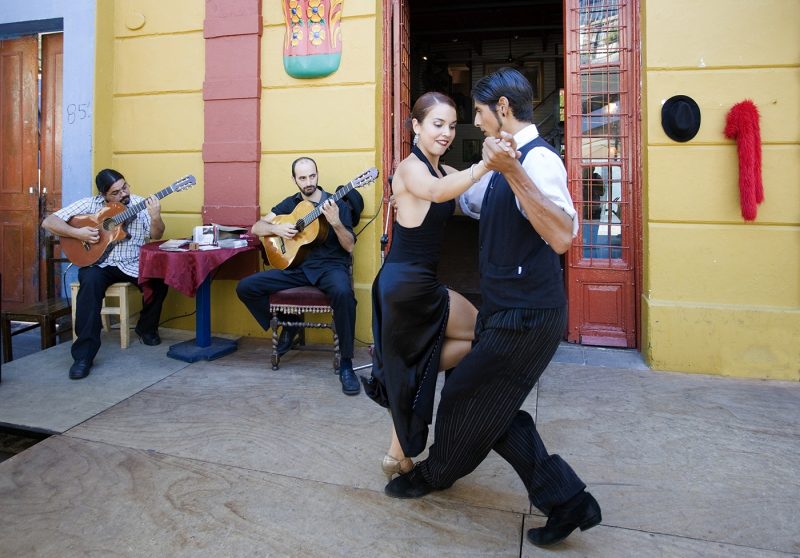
xmin=95 ymin=168 xmax=125 ymax=194
xmin=472 ymin=67 xmax=534 ymax=123
xmin=407 ymin=91 xmax=457 ymax=129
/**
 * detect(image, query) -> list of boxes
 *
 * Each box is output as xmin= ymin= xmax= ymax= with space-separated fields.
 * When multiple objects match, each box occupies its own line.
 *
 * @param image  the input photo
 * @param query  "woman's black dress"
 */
xmin=363 ymin=146 xmax=455 ymax=457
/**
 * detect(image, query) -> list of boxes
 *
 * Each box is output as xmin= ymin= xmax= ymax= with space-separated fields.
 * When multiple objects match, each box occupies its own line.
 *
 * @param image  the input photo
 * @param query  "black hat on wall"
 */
xmin=661 ymin=95 xmax=701 ymax=142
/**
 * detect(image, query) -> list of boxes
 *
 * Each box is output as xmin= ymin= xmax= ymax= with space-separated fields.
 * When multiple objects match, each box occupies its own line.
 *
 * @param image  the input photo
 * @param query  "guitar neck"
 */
xmin=111 ymin=186 xmax=175 ymax=225
xmin=299 ymin=182 xmax=355 ymax=228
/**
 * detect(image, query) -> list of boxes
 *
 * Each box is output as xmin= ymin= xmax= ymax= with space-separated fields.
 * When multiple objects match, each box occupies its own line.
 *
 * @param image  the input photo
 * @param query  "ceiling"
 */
xmin=410 ymin=0 xmax=563 ymax=43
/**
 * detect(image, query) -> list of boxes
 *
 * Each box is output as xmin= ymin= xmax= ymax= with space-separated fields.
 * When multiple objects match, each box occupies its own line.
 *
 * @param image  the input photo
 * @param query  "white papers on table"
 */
xmin=159 ymin=239 xmax=190 ymax=251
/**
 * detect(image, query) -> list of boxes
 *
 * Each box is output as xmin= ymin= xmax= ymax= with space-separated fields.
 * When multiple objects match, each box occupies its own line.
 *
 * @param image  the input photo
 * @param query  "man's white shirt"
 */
xmin=459 ymin=124 xmax=579 ymax=238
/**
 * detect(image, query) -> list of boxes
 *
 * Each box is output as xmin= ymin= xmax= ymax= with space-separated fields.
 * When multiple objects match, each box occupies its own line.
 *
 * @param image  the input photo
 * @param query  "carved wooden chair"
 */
xmin=269 ymin=286 xmax=340 ymax=371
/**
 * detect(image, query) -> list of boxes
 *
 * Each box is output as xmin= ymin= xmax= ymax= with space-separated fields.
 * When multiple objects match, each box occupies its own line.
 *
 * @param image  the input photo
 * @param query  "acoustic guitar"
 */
xmin=264 ymin=167 xmax=379 ymax=270
xmin=60 ymin=175 xmax=196 ymax=267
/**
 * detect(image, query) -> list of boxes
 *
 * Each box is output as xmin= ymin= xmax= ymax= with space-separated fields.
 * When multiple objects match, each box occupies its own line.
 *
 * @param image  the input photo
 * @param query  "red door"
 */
xmin=564 ymin=0 xmax=641 ymax=348
xmin=381 ymin=0 xmax=411 ymax=251
xmin=0 ymin=35 xmax=39 ymax=305
xmin=39 ymin=32 xmax=64 ymax=298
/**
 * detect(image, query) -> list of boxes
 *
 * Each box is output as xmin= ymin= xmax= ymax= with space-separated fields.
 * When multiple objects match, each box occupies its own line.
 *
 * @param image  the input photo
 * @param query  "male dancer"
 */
xmin=385 ymin=68 xmax=601 ymax=548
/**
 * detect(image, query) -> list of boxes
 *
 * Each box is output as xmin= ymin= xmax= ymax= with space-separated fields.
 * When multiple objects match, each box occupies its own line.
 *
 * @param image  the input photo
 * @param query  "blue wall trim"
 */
xmin=0 ymin=18 xmax=63 ymax=37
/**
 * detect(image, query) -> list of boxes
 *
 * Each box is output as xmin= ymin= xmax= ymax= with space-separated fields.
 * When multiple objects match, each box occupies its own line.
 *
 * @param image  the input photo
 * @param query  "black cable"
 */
xmin=354 ymin=194 xmax=384 ymax=237
xmin=62 ymin=264 xmax=74 ymax=305
xmin=158 ymin=311 xmax=196 ymax=327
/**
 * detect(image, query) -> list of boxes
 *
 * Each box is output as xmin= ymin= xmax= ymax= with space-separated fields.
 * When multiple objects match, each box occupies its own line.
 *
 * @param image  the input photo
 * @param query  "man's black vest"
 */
xmin=479 ymin=136 xmax=567 ymax=315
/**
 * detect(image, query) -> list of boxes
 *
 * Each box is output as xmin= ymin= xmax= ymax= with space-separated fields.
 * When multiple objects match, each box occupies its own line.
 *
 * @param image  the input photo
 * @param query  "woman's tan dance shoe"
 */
xmin=381 ymin=454 xmax=414 ymax=480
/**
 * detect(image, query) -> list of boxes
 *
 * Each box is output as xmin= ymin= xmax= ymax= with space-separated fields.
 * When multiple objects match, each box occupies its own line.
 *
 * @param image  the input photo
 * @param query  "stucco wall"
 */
xmin=641 ymin=0 xmax=800 ymax=379
xmin=255 ymin=0 xmax=382 ymax=344
xmin=95 ymin=0 xmax=382 ymax=344
xmin=93 ymin=1 xmax=207 ymax=334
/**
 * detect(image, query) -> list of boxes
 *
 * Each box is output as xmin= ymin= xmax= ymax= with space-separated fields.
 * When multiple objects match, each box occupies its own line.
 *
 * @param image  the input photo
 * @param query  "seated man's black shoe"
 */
xmin=276 ymin=326 xmax=300 ymax=356
xmin=385 ymin=467 xmax=436 ymax=499
xmin=339 ymin=359 xmax=360 ymax=396
xmin=527 ymin=491 xmax=601 ymax=547
xmin=135 ymin=327 xmax=161 ymax=346
xmin=68 ymin=359 xmax=93 ymax=380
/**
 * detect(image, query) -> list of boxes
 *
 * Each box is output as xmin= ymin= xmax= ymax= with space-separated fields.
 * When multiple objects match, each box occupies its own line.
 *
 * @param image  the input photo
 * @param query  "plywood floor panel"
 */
xmin=0 ymin=435 xmax=522 ymax=558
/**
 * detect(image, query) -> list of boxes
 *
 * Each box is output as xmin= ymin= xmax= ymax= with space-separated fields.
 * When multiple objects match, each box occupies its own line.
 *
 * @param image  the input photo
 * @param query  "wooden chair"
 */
xmin=0 ymin=236 xmax=72 ymax=363
xmin=70 ymin=282 xmax=142 ymax=349
xmin=269 ymin=286 xmax=340 ymax=371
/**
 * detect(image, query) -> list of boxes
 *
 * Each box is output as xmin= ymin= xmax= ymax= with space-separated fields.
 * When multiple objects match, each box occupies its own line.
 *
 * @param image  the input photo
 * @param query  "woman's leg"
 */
xmin=385 ymin=290 xmax=476 ymax=472
xmin=388 ymin=425 xmax=404 ymax=460
xmin=440 ymin=289 xmax=478 ymax=370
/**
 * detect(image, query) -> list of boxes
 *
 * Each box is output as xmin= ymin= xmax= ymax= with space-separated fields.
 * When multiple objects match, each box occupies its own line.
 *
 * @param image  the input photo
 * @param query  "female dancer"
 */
xmin=363 ymin=92 xmax=490 ymax=479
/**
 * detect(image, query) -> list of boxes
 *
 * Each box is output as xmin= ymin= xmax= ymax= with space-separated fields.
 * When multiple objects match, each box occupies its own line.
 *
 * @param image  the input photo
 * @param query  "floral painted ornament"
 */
xmin=283 ymin=0 xmax=343 ymax=79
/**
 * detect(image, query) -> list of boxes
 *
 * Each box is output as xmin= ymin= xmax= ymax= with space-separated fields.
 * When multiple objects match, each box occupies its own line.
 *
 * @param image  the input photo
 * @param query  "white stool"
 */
xmin=71 ymin=282 xmax=142 ymax=349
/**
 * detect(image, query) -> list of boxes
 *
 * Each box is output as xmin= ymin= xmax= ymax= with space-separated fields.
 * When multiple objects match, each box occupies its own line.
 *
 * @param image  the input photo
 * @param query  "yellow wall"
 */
xmin=254 ymin=0 xmax=382 ymax=345
xmin=95 ymin=0 xmax=209 ymax=331
xmin=95 ymin=0 xmax=383 ymax=344
xmin=641 ymin=0 xmax=800 ymax=380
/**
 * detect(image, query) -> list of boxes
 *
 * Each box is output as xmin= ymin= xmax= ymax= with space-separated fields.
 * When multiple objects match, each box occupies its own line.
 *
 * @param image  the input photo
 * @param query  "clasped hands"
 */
xmin=482 ymin=131 xmax=520 ymax=172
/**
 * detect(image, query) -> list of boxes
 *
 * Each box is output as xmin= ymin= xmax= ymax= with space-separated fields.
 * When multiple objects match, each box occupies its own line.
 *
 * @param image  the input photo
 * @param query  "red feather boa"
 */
xmin=724 ymin=100 xmax=764 ymax=221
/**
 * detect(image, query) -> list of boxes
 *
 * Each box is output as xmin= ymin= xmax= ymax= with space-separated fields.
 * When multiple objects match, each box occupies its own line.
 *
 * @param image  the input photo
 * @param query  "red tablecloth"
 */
xmin=139 ymin=242 xmax=260 ymax=298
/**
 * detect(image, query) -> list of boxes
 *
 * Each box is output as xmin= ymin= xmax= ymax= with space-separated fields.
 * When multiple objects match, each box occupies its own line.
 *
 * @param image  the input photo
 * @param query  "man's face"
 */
xmin=293 ymin=160 xmax=318 ymax=197
xmin=473 ymin=101 xmax=502 ymax=138
xmin=104 ymin=178 xmax=131 ymax=205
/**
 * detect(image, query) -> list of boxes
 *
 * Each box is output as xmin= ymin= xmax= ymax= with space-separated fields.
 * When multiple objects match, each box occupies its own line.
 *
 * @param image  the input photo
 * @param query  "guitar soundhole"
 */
xmin=103 ymin=219 xmax=115 ymax=231
xmin=295 ymin=219 xmax=305 ymax=232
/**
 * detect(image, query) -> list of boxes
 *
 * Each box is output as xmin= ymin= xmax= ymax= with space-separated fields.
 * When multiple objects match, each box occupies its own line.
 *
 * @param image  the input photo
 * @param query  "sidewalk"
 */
xmin=0 ymin=330 xmax=798 ymax=557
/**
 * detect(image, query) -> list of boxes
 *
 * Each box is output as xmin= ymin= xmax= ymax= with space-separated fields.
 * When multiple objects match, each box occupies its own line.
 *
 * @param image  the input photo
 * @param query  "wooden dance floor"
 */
xmin=0 ymin=333 xmax=797 ymax=557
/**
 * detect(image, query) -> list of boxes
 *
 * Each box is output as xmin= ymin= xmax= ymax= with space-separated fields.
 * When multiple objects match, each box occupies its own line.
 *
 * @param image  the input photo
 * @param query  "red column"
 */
xmin=202 ymin=0 xmax=262 ymax=226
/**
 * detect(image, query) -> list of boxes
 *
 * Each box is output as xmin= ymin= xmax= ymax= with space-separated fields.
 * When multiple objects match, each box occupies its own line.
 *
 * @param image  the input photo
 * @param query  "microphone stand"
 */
xmin=353 ymin=176 xmax=393 ymax=374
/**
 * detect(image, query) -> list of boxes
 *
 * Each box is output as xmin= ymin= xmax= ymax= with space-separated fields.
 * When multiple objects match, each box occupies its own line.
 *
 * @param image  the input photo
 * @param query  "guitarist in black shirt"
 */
xmin=236 ymin=157 xmax=361 ymax=396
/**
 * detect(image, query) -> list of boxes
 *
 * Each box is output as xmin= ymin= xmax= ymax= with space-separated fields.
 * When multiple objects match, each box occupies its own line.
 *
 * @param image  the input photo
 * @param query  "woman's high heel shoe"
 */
xmin=381 ymin=454 xmax=414 ymax=480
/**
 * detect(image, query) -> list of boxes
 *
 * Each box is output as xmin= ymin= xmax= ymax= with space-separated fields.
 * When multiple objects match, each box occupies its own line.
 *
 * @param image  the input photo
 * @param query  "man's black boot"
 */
xmin=276 ymin=326 xmax=300 ymax=356
xmin=527 ymin=491 xmax=601 ymax=547
xmin=135 ymin=327 xmax=161 ymax=346
xmin=339 ymin=358 xmax=360 ymax=395
xmin=69 ymin=359 xmax=93 ymax=380
xmin=385 ymin=467 xmax=436 ymax=499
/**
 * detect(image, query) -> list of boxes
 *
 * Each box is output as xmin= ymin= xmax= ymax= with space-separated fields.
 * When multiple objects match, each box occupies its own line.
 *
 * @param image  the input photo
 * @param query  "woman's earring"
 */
xmin=413 ymin=133 xmax=419 ymax=146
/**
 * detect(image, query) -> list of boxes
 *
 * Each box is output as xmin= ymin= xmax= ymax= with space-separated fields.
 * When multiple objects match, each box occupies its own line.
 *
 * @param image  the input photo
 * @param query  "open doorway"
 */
xmin=407 ymin=0 xmax=566 ymax=309
xmin=385 ymin=0 xmax=640 ymax=347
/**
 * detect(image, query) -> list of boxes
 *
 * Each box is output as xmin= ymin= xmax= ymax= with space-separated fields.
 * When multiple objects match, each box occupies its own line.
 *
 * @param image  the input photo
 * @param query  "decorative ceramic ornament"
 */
xmin=283 ymin=0 xmax=343 ymax=79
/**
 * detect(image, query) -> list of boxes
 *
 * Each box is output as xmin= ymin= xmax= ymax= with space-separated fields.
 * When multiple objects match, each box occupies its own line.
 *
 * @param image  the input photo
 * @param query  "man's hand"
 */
xmin=482 ymin=131 xmax=520 ymax=173
xmin=76 ymin=226 xmax=100 ymax=244
xmin=321 ymin=198 xmax=341 ymax=226
xmin=273 ymin=222 xmax=298 ymax=239
xmin=145 ymin=195 xmax=161 ymax=218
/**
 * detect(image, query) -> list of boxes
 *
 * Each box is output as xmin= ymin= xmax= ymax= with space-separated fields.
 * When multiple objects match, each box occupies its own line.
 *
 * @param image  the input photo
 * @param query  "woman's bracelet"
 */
xmin=469 ymin=163 xmax=479 ymax=183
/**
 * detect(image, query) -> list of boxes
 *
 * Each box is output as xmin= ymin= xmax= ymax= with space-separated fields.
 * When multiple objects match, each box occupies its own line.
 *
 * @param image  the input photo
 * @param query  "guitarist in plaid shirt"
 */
xmin=42 ymin=169 xmax=169 ymax=380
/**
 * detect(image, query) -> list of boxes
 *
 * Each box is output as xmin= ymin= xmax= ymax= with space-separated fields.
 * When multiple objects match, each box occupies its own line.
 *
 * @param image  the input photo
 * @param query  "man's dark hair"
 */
xmin=95 ymin=168 xmax=125 ymax=194
xmin=472 ymin=66 xmax=534 ymax=123
xmin=291 ymin=157 xmax=318 ymax=178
